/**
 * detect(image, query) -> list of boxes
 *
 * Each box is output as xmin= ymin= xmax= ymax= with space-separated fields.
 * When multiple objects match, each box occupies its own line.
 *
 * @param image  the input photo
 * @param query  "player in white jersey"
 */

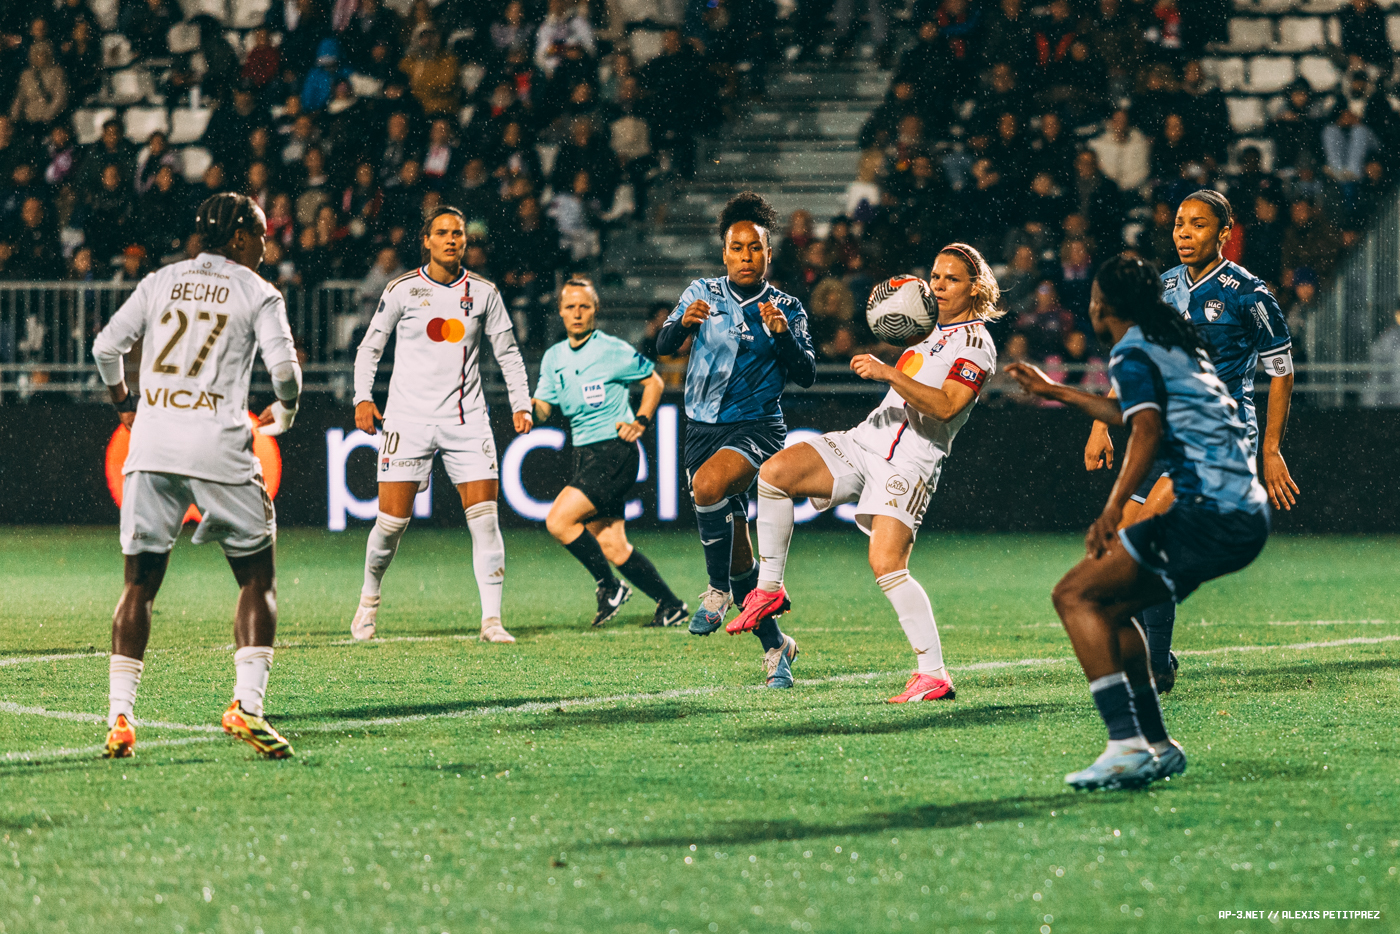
xmin=350 ymin=206 xmax=533 ymax=643
xmin=91 ymin=193 xmax=302 ymax=759
xmin=729 ymin=244 xmax=1003 ymax=703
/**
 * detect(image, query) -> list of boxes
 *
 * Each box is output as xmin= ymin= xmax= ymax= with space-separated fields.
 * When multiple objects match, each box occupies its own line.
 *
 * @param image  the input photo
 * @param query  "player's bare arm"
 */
xmin=1262 ymin=372 xmax=1299 ymax=510
xmin=1085 ymin=389 xmax=1117 ymax=470
xmin=355 ymin=400 xmax=383 ymax=434
xmin=531 ymin=398 xmax=553 ymax=422
xmin=616 ymin=371 xmax=664 ymax=443
xmin=1007 ymin=362 xmax=1126 ymax=425
xmin=850 ymin=353 xmax=977 ymax=422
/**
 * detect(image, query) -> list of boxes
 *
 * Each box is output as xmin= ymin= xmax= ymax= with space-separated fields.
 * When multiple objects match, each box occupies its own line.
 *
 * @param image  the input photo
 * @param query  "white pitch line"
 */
xmin=0 ymin=702 xmax=223 ymax=733
xmin=2 ymin=735 xmax=222 ymax=764
xmin=0 ymin=652 xmax=104 ymax=667
xmin=1177 ymin=634 xmax=1400 ymax=657
xmin=1266 ymin=620 xmax=1395 ymax=627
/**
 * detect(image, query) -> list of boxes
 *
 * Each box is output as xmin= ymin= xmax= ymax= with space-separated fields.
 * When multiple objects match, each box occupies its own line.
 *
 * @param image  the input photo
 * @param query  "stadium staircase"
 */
xmin=596 ymin=61 xmax=891 ymax=340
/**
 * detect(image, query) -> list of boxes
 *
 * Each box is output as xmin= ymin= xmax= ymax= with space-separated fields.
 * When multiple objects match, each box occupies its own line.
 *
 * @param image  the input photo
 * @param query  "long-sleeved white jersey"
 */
xmin=353 ymin=266 xmax=530 ymax=424
xmin=92 ymin=252 xmax=298 ymax=484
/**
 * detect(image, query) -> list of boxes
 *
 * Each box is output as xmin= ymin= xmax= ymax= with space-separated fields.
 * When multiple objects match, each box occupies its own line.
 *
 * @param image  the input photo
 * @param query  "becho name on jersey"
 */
xmin=169 ymin=282 xmax=232 ymax=304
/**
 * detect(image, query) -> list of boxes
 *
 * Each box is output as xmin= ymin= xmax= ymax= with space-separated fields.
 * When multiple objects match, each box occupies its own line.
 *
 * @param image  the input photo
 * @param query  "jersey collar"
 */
xmin=418 ymin=264 xmax=469 ymax=288
xmin=935 ymin=317 xmax=979 ymax=331
xmin=724 ymin=277 xmax=770 ymax=308
xmin=1185 ymin=258 xmax=1227 ymax=292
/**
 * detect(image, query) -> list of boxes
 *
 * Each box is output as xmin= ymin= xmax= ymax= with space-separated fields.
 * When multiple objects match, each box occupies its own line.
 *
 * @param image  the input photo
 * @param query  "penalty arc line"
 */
xmin=2 ymin=634 xmax=1397 ymax=764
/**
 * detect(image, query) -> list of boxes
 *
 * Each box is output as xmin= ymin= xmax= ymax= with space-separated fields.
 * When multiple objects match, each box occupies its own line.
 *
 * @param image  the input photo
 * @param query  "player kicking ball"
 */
xmin=92 ymin=193 xmax=301 ymax=759
xmin=533 ymin=278 xmax=688 ymax=627
xmin=1008 ymin=256 xmax=1273 ymax=790
xmin=350 ymin=206 xmax=533 ymax=643
xmin=655 ymin=192 xmax=817 ymax=687
xmin=733 ymin=244 xmax=1002 ymax=703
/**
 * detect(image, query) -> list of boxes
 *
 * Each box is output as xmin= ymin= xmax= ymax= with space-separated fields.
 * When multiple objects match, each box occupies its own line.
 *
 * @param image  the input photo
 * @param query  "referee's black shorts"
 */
xmin=570 ymin=439 xmax=640 ymax=520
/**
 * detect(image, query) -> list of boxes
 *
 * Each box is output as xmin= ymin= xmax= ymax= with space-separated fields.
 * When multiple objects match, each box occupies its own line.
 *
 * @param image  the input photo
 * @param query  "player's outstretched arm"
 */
xmin=850 ymin=353 xmax=975 ymax=421
xmin=1006 ymin=362 xmax=1126 ymax=425
xmin=1262 ymin=372 xmax=1299 ymax=510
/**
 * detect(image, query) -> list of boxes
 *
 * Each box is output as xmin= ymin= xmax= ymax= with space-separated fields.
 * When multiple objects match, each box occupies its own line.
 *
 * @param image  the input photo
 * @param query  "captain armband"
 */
xmin=1259 ymin=350 xmax=1293 ymax=378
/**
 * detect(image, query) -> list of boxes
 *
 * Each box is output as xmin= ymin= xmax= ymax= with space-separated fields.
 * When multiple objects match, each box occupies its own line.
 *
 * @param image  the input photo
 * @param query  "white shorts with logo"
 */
xmin=120 ymin=470 xmax=275 ymax=557
xmin=804 ymin=431 xmax=936 ymax=536
xmin=378 ymin=416 xmax=498 ymax=487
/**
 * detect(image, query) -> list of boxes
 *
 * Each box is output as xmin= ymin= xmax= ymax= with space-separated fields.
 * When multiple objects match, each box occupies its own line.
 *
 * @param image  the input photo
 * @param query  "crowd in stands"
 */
xmin=0 ymin=0 xmax=762 ymax=346
xmin=1 ymin=0 xmax=1396 ymax=379
xmin=796 ymin=0 xmax=1400 ymax=383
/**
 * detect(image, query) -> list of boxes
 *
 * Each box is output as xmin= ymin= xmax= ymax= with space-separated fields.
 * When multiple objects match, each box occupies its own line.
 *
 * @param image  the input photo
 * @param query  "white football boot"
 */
xmin=480 ymin=618 xmax=516 ymax=643
xmin=350 ymin=598 xmax=378 ymax=641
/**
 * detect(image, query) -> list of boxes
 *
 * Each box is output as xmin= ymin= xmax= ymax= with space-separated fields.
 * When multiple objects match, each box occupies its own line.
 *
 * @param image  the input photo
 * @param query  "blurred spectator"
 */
xmin=86 ymin=164 xmax=135 ymax=264
xmin=983 ymin=1 xmax=1035 ymax=78
xmin=242 ymin=27 xmax=282 ymax=90
xmin=1135 ymin=201 xmax=1177 ymax=270
xmin=535 ymin=0 xmax=593 ymax=78
xmin=303 ymin=39 xmax=351 ymax=112
xmin=1016 ymin=280 xmax=1076 ymax=357
xmin=1340 ymin=0 xmax=1390 ymax=72
xmin=9 ymin=41 xmax=66 ymax=133
xmin=639 ymin=28 xmax=709 ymax=179
xmin=42 ymin=123 xmax=76 ymax=187
xmin=608 ymin=76 xmax=653 ymax=214
xmin=1270 ymin=82 xmax=1326 ymax=173
xmin=548 ymin=169 xmax=603 ymax=263
xmin=1244 ymin=195 xmax=1285 ymax=286
xmin=400 ymin=26 xmax=459 ymax=116
xmin=772 ymin=210 xmax=814 ymax=288
xmin=11 ymin=196 xmax=62 ymax=279
xmin=1150 ymin=114 xmax=1196 ymax=184
xmin=74 ymin=120 xmax=135 ymax=196
xmin=1322 ymin=107 xmax=1381 ymax=221
xmin=1178 ymin=60 xmax=1230 ymax=164
xmin=808 ymin=276 xmax=856 ymax=357
xmin=897 ymin=23 xmax=953 ymax=121
xmin=1059 ymin=238 xmax=1094 ymax=324
xmin=499 ymin=194 xmax=563 ymax=346
xmin=1071 ymin=150 xmax=1124 ymax=256
xmin=1362 ymin=308 xmax=1400 ymax=407
xmin=1284 ymin=267 xmax=1320 ymax=357
xmin=266 ymin=192 xmax=297 ymax=250
xmin=134 ymin=131 xmax=177 ymax=194
xmin=421 ymin=117 xmax=458 ymax=190
xmin=59 ymin=18 xmax=99 ymax=103
xmin=121 ymin=0 xmax=175 ymax=60
xmin=1281 ymin=200 xmax=1342 ymax=282
xmin=491 ymin=2 xmax=534 ymax=60
xmin=1028 ymin=111 xmax=1075 ymax=188
xmin=844 ymin=151 xmax=882 ymax=224
xmin=860 ymin=79 xmax=918 ymax=151
xmin=1088 ymin=109 xmax=1151 ymax=192
xmin=137 ymin=164 xmax=191 ymax=260
xmin=112 ymin=244 xmax=150 ymax=284
xmin=998 ymin=244 xmax=1041 ymax=320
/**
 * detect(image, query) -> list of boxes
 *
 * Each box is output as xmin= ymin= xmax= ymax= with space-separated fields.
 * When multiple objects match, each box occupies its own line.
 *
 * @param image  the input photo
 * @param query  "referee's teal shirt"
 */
xmin=534 ymin=331 xmax=655 ymax=446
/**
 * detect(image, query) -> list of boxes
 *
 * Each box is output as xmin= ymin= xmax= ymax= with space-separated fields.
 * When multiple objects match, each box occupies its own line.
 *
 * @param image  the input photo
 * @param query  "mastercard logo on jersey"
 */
xmin=426 ymin=318 xmax=467 ymax=343
xmin=896 ymin=349 xmax=923 ymax=377
xmin=105 ymin=413 xmax=282 ymax=523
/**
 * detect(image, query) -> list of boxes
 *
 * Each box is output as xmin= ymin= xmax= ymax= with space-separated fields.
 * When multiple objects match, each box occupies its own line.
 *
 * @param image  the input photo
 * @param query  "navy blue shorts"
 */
xmin=1130 ymin=458 xmax=1172 ymax=504
xmin=1119 ymin=501 xmax=1270 ymax=603
xmin=684 ymin=416 xmax=786 ymax=522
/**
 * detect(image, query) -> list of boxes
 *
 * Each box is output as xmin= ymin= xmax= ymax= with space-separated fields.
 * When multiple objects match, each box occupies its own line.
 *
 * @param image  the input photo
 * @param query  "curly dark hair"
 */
xmin=718 ymin=191 xmax=778 ymax=242
xmin=1095 ymin=254 xmax=1210 ymax=359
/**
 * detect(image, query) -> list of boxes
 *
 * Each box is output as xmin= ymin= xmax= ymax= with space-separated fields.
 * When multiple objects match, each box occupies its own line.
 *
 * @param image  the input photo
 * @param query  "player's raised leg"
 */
xmin=869 ymin=518 xmax=956 ymax=703
xmin=687 ymin=449 xmax=758 ymax=634
xmin=461 ymin=480 xmax=514 ymax=643
xmin=352 ymin=480 xmax=418 ymax=641
xmin=221 ymin=544 xmax=294 ymax=759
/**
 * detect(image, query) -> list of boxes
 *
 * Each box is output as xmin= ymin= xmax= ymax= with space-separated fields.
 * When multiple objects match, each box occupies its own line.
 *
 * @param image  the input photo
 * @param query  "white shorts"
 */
xmin=378 ymin=416 xmax=498 ymax=487
xmin=804 ymin=431 xmax=934 ymax=536
xmin=120 ymin=470 xmax=275 ymax=557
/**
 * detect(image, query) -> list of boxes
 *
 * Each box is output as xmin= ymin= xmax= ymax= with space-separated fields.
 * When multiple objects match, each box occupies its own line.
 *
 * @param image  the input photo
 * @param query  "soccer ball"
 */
xmin=865 ymin=275 xmax=936 ymax=343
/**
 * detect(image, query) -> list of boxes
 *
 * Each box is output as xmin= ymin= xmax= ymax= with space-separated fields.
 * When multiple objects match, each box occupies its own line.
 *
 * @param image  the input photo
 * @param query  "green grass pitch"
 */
xmin=1 ymin=527 xmax=1397 ymax=934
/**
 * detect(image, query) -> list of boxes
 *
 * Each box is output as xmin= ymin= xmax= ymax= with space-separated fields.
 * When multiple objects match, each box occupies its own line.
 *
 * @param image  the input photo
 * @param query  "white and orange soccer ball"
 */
xmin=865 ymin=274 xmax=936 ymax=343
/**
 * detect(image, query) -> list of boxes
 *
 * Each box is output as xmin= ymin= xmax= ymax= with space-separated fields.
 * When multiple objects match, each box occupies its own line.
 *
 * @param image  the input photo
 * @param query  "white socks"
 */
xmin=108 ymin=655 xmax=143 ymax=726
xmin=466 ymin=501 xmax=505 ymax=620
xmin=232 ymin=646 xmax=274 ymax=716
xmin=362 ymin=511 xmax=411 ymax=603
xmin=755 ymin=479 xmax=794 ymax=593
xmin=877 ymin=569 xmax=947 ymax=677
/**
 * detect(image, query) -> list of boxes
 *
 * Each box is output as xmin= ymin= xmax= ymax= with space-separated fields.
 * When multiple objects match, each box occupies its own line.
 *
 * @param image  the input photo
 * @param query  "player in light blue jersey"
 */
xmin=654 ymin=192 xmax=817 ymax=687
xmin=1011 ymin=256 xmax=1271 ymax=790
xmin=1084 ymin=191 xmax=1298 ymax=693
xmin=533 ymin=279 xmax=687 ymax=628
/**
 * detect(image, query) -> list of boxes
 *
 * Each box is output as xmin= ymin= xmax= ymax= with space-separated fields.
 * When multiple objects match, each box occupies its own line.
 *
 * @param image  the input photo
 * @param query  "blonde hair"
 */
xmin=937 ymin=242 xmax=1004 ymax=321
xmin=560 ymin=276 xmax=600 ymax=310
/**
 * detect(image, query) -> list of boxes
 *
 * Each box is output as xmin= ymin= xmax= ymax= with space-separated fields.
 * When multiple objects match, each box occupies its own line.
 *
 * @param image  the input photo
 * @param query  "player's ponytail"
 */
xmin=1094 ymin=255 xmax=1210 ymax=359
xmin=195 ymin=192 xmax=259 ymax=250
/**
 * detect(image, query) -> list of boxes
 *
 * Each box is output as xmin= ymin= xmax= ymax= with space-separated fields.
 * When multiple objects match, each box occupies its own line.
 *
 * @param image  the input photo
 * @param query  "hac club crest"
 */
xmin=1204 ymin=299 xmax=1225 ymax=322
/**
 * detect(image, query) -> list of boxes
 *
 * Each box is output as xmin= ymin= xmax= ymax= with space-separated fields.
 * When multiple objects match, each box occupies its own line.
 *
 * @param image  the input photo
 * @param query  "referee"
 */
xmin=533 ymin=278 xmax=688 ymax=627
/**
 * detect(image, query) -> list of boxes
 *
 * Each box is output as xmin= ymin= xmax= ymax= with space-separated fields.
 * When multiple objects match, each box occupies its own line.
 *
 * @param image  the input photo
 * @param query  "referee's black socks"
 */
xmin=564 ymin=531 xmax=615 ymax=585
xmin=618 ymin=549 xmax=681 ymax=608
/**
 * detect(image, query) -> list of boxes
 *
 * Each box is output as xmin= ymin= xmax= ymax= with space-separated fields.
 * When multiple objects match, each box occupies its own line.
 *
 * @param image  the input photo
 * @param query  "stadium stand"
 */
xmin=1 ymin=0 xmax=1398 ymax=393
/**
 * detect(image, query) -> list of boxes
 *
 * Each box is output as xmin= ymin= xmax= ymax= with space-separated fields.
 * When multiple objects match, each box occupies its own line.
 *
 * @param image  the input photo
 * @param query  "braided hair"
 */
xmin=1180 ymin=189 xmax=1234 ymax=231
xmin=718 ymin=191 xmax=778 ymax=243
xmin=1094 ymin=255 xmax=1210 ymax=359
xmin=195 ymin=192 xmax=260 ymax=250
xmin=420 ymin=205 xmax=466 ymax=264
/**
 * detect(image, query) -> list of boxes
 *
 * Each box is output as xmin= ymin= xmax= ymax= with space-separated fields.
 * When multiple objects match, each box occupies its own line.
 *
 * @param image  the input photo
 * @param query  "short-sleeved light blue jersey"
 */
xmin=1109 ymin=325 xmax=1268 ymax=515
xmin=655 ymin=277 xmax=817 ymax=424
xmin=535 ymin=331 xmax=654 ymax=446
xmin=1160 ymin=259 xmax=1291 ymax=449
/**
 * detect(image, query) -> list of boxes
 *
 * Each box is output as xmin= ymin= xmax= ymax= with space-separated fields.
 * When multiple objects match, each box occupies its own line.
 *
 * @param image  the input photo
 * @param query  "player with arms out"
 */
xmin=1084 ymin=191 xmax=1296 ymax=693
xmin=655 ymin=191 xmax=817 ymax=687
xmin=732 ymin=245 xmax=1001 ymax=703
xmin=533 ymin=279 xmax=689 ymax=627
xmin=350 ymin=206 xmax=533 ymax=644
xmin=1010 ymin=256 xmax=1272 ymax=789
xmin=92 ymin=192 xmax=302 ymax=759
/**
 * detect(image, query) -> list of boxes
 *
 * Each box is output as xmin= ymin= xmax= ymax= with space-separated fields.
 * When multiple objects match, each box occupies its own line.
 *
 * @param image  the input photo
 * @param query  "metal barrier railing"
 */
xmin=3 ymin=281 xmax=1399 ymax=406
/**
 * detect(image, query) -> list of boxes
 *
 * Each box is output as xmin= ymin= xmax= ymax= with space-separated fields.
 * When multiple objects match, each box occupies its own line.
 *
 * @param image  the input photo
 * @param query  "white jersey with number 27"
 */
xmin=93 ymin=252 xmax=298 ymax=484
